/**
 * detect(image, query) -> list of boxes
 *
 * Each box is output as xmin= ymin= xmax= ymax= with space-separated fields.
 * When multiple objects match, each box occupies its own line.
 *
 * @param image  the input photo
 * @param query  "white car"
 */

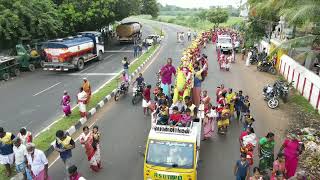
xmin=217 ymin=35 xmax=233 ymax=52
xmin=144 ymin=34 xmax=161 ymax=46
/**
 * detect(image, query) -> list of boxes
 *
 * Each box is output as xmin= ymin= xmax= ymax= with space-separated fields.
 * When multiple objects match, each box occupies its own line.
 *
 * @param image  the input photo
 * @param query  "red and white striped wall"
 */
xmin=279 ymin=55 xmax=320 ymax=113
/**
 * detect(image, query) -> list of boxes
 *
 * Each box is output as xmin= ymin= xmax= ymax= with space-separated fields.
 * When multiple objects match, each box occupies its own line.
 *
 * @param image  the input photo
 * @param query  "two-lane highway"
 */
xmin=0 ymin=23 xmax=154 ymax=134
xmin=48 ymin=19 xmax=288 ymax=180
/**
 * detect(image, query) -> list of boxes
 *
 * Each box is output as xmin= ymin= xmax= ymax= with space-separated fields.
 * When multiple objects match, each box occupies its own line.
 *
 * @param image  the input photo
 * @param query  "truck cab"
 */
xmin=78 ymin=31 xmax=105 ymax=57
xmin=144 ymin=105 xmax=204 ymax=180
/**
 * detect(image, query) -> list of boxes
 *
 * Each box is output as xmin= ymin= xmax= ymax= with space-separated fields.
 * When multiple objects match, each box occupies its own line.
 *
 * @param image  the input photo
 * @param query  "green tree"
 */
xmin=142 ymin=0 xmax=159 ymax=18
xmin=206 ymin=8 xmax=229 ymax=28
xmin=196 ymin=10 xmax=208 ymax=21
xmin=0 ymin=0 xmax=62 ymax=48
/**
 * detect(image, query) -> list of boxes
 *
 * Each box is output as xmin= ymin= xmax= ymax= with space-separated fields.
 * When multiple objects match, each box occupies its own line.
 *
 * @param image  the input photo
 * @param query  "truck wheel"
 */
xmin=39 ymin=60 xmax=45 ymax=68
xmin=28 ymin=64 xmax=35 ymax=72
xmin=14 ymin=69 xmax=21 ymax=76
xmin=2 ymin=73 xmax=10 ymax=81
xmin=77 ymin=59 xmax=84 ymax=70
xmin=97 ymin=51 xmax=103 ymax=61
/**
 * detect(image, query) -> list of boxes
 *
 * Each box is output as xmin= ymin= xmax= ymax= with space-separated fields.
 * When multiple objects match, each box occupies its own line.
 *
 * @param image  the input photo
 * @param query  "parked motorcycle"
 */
xmin=249 ymin=50 xmax=259 ymax=65
xmin=114 ymin=81 xmax=129 ymax=101
xmin=257 ymin=60 xmax=276 ymax=75
xmin=274 ymin=80 xmax=293 ymax=103
xmin=132 ymin=82 xmax=145 ymax=105
xmin=263 ymin=84 xmax=280 ymax=109
xmin=262 ymin=80 xmax=293 ymax=108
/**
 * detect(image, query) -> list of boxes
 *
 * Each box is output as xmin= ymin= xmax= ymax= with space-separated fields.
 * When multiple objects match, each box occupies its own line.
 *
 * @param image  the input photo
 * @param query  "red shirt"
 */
xmin=170 ymin=113 xmax=182 ymax=123
xmin=143 ymin=88 xmax=151 ymax=101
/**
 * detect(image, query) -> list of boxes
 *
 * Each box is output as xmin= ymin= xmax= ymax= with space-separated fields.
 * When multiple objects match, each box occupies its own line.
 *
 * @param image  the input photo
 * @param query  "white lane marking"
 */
xmin=120 ymin=47 xmax=126 ymax=51
xmin=33 ymin=82 xmax=61 ymax=97
xmin=68 ymin=73 xmax=118 ymax=76
xmin=104 ymin=50 xmax=132 ymax=53
xmin=35 ymin=48 xmax=148 ymax=138
xmin=48 ymin=46 xmax=162 ymax=168
xmin=78 ymin=54 xmax=114 ymax=74
xmin=104 ymin=54 xmax=114 ymax=60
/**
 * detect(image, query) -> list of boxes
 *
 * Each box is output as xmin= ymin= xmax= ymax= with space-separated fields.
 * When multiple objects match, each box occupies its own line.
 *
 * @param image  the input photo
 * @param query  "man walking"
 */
xmin=26 ymin=143 xmax=49 ymax=180
xmin=133 ymin=44 xmax=138 ymax=58
xmin=187 ymin=29 xmax=192 ymax=41
xmin=13 ymin=137 xmax=32 ymax=180
xmin=54 ymin=130 xmax=75 ymax=179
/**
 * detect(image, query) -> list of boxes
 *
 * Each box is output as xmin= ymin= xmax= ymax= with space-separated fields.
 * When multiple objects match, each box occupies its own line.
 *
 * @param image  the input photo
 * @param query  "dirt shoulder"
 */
xmin=232 ymin=53 xmax=320 ymax=178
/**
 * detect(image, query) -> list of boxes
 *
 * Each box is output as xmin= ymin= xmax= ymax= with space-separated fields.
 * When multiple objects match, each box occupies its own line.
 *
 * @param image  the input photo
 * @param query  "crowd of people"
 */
xmin=0 ymin=27 xmax=309 ymax=180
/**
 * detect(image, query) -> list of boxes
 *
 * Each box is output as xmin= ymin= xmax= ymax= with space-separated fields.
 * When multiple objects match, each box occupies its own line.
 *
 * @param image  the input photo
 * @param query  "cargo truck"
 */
xmin=116 ymin=22 xmax=142 ymax=43
xmin=43 ymin=31 xmax=104 ymax=71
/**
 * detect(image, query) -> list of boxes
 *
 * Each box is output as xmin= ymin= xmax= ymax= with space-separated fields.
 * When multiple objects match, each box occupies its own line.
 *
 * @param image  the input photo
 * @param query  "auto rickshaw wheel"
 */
xmin=2 ymin=73 xmax=10 ymax=81
xmin=28 ymin=64 xmax=35 ymax=72
xmin=39 ymin=60 xmax=45 ymax=68
xmin=14 ymin=68 xmax=21 ymax=76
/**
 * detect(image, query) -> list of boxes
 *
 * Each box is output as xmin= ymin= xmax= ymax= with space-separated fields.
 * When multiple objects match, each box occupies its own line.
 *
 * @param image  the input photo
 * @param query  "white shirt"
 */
xmin=26 ymin=149 xmax=48 ymax=176
xmin=13 ymin=144 xmax=27 ymax=165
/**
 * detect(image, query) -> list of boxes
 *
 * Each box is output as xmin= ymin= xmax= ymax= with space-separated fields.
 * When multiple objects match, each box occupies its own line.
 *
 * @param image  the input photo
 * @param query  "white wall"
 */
xmin=279 ymin=55 xmax=320 ymax=112
xmin=259 ymin=40 xmax=320 ymax=113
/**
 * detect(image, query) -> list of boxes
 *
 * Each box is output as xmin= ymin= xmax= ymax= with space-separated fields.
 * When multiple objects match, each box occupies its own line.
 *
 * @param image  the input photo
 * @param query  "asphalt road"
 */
xmin=48 ymin=20 xmax=287 ymax=180
xmin=0 ymin=22 xmax=154 ymax=134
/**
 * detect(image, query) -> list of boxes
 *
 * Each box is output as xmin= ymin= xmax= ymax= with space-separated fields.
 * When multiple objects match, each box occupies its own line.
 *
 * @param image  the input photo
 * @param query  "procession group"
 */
xmin=0 ymin=28 xmax=307 ymax=180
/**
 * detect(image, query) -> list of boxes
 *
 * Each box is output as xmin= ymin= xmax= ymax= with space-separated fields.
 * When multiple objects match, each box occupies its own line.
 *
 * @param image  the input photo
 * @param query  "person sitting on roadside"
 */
xmin=179 ymin=108 xmax=192 ymax=127
xmin=169 ymin=106 xmax=182 ymax=126
xmin=156 ymin=102 xmax=169 ymax=125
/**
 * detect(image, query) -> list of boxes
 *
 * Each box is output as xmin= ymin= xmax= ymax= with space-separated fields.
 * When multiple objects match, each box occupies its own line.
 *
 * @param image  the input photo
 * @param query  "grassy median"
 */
xmin=0 ymin=44 xmax=159 ymax=180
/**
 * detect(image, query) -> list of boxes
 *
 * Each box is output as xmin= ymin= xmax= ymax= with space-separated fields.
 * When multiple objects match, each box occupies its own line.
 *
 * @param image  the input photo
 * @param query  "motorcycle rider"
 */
xmin=120 ymin=71 xmax=129 ymax=91
xmin=132 ymin=73 xmax=145 ymax=92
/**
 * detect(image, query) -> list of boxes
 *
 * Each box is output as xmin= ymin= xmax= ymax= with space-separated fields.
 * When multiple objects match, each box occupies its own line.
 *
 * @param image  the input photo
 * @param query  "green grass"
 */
xmin=0 ymin=44 xmax=159 ymax=180
xmin=289 ymin=91 xmax=320 ymax=116
xmin=137 ymin=15 xmax=244 ymax=31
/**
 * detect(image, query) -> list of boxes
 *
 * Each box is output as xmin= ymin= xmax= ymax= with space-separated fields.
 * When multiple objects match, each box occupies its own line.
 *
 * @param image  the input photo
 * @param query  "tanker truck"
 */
xmin=116 ymin=22 xmax=142 ymax=43
xmin=43 ymin=31 xmax=104 ymax=71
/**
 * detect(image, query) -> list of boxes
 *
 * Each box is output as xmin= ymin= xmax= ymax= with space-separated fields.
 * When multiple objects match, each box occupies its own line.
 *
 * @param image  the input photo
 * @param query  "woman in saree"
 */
xmin=203 ymin=103 xmax=215 ymax=139
xmin=279 ymin=133 xmax=303 ymax=178
xmin=79 ymin=126 xmax=101 ymax=172
xmin=201 ymin=90 xmax=211 ymax=112
xmin=218 ymin=103 xmax=231 ymax=133
xmin=226 ymin=88 xmax=236 ymax=119
xmin=258 ymin=132 xmax=275 ymax=174
xmin=61 ymin=91 xmax=71 ymax=117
